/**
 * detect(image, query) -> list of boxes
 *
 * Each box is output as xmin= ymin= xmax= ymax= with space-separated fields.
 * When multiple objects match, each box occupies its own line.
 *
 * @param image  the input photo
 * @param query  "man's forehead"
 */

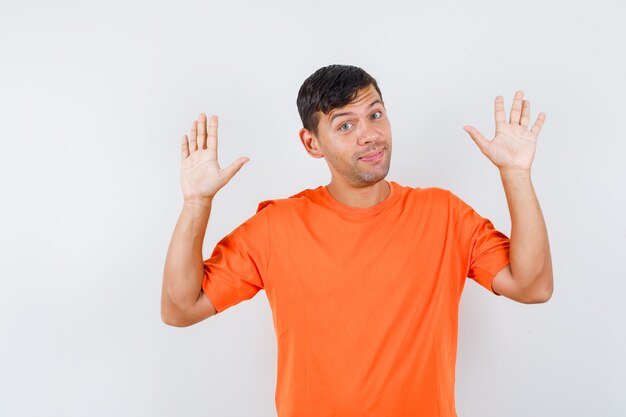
xmin=326 ymin=87 xmax=382 ymax=119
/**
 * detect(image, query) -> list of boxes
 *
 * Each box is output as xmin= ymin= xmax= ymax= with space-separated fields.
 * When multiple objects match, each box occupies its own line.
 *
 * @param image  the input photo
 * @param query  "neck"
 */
xmin=326 ymin=179 xmax=391 ymax=208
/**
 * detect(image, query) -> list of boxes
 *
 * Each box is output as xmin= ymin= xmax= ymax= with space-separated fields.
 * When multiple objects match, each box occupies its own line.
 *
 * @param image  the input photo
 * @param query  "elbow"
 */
xmin=535 ymin=285 xmax=554 ymax=304
xmin=160 ymin=281 xmax=193 ymax=327
xmin=541 ymin=282 xmax=554 ymax=303
xmin=160 ymin=295 xmax=193 ymax=327
xmin=161 ymin=290 xmax=216 ymax=327
xmin=161 ymin=314 xmax=192 ymax=328
xmin=161 ymin=306 xmax=182 ymax=327
xmin=523 ymin=292 xmax=551 ymax=304
xmin=523 ymin=278 xmax=554 ymax=304
xmin=537 ymin=271 xmax=554 ymax=303
xmin=161 ymin=308 xmax=195 ymax=327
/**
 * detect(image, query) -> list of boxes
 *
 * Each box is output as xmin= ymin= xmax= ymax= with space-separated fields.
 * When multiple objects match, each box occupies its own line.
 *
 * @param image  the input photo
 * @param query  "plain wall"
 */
xmin=1 ymin=0 xmax=625 ymax=416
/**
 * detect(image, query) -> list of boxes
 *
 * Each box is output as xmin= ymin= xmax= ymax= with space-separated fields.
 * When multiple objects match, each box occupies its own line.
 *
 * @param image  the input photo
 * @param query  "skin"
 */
xmin=298 ymin=85 xmax=393 ymax=208
xmin=161 ymin=113 xmax=248 ymax=326
xmin=162 ymin=87 xmax=553 ymax=327
xmin=463 ymin=91 xmax=553 ymax=303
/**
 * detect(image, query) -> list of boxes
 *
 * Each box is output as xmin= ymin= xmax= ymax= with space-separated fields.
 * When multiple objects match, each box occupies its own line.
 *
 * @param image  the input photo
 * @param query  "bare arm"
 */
xmin=161 ymin=199 xmax=215 ymax=326
xmin=492 ymin=170 xmax=553 ymax=303
xmin=161 ymin=113 xmax=249 ymax=327
xmin=463 ymin=90 xmax=553 ymax=303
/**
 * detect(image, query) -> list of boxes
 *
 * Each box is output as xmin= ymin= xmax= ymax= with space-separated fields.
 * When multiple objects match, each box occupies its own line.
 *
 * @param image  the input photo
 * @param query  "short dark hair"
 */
xmin=296 ymin=64 xmax=383 ymax=136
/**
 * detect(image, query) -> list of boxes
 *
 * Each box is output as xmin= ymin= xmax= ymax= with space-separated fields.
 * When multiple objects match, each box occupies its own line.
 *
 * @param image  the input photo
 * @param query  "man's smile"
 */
xmin=359 ymin=148 xmax=385 ymax=162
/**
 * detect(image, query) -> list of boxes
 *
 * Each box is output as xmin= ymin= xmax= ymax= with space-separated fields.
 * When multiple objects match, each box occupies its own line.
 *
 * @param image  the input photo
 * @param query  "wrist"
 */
xmin=499 ymin=167 xmax=531 ymax=179
xmin=183 ymin=196 xmax=214 ymax=208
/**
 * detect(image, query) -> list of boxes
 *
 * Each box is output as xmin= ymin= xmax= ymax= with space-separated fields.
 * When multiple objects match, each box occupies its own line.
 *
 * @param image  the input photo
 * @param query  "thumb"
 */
xmin=221 ymin=157 xmax=250 ymax=183
xmin=462 ymin=126 xmax=490 ymax=154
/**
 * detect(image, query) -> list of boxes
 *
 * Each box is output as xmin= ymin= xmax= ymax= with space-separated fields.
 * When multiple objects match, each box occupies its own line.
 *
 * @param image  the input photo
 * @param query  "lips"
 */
xmin=359 ymin=148 xmax=384 ymax=161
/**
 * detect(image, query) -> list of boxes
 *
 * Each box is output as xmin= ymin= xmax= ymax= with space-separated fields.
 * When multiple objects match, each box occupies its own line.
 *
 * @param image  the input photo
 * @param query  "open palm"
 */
xmin=180 ymin=113 xmax=249 ymax=202
xmin=463 ymin=90 xmax=546 ymax=172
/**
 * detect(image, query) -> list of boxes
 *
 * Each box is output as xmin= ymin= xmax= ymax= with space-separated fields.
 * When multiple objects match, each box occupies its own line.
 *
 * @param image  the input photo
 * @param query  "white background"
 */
xmin=1 ymin=0 xmax=625 ymax=416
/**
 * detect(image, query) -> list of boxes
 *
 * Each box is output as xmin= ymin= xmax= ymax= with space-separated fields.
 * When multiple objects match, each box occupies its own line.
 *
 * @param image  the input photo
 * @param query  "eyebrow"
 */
xmin=329 ymin=99 xmax=383 ymax=124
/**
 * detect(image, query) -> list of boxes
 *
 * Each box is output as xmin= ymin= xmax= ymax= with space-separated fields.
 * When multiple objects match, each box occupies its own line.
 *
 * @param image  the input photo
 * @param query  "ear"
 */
xmin=299 ymin=128 xmax=324 ymax=159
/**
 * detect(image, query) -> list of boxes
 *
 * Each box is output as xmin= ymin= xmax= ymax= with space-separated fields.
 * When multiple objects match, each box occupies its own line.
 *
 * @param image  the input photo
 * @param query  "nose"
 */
xmin=356 ymin=119 xmax=378 ymax=146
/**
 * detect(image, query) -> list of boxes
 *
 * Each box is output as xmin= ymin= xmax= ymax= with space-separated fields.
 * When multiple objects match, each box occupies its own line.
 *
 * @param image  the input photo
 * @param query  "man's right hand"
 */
xmin=180 ymin=113 xmax=249 ymax=203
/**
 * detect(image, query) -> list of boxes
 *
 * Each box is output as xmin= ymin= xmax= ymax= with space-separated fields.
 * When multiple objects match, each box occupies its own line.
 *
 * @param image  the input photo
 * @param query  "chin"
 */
xmin=363 ymin=160 xmax=391 ymax=183
xmin=358 ymin=167 xmax=390 ymax=184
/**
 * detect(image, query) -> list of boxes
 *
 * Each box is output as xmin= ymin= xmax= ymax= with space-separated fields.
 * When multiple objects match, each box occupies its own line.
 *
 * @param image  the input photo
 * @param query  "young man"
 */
xmin=161 ymin=65 xmax=553 ymax=417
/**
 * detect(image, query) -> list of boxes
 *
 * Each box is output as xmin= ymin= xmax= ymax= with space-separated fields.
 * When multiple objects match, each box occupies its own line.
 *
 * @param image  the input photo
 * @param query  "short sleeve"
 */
xmin=451 ymin=192 xmax=510 ymax=295
xmin=201 ymin=203 xmax=272 ymax=313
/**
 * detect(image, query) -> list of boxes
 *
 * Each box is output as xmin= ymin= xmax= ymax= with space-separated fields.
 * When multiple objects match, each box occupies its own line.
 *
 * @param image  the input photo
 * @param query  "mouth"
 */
xmin=359 ymin=148 xmax=385 ymax=162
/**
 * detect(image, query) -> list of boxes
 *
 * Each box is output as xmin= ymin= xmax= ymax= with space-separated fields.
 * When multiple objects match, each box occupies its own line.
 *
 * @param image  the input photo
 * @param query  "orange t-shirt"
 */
xmin=202 ymin=180 xmax=510 ymax=417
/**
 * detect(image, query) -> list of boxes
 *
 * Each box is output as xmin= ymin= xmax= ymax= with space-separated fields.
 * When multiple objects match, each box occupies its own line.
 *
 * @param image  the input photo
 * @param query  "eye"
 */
xmin=339 ymin=122 xmax=353 ymax=132
xmin=371 ymin=111 xmax=382 ymax=119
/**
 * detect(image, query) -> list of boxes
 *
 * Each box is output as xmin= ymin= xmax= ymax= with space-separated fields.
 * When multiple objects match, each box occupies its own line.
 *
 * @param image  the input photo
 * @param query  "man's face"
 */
xmin=310 ymin=85 xmax=392 ymax=187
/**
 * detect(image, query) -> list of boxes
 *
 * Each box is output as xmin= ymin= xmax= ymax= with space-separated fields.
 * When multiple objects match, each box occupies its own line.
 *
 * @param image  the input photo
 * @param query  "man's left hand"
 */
xmin=463 ymin=90 xmax=546 ymax=173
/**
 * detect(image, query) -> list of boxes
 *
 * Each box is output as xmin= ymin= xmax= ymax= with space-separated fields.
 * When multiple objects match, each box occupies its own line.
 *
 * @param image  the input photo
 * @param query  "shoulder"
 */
xmin=403 ymin=184 xmax=458 ymax=205
xmin=400 ymin=185 xmax=476 ymax=220
xmin=255 ymin=188 xmax=317 ymax=214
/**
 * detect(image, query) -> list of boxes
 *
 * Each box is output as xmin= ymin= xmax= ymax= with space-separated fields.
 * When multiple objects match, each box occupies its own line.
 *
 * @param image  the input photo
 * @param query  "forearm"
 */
xmin=500 ymin=169 xmax=553 ymax=297
xmin=162 ymin=198 xmax=213 ymax=311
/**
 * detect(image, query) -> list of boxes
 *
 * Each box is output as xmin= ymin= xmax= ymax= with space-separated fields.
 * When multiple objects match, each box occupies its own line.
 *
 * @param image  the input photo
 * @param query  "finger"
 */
xmin=494 ymin=95 xmax=506 ymax=126
xmin=181 ymin=135 xmax=190 ymax=161
xmin=221 ymin=157 xmax=250 ymax=183
xmin=520 ymin=100 xmax=531 ymax=127
xmin=189 ymin=121 xmax=198 ymax=152
xmin=530 ymin=112 xmax=546 ymax=137
xmin=207 ymin=115 xmax=218 ymax=157
xmin=509 ymin=90 xmax=524 ymax=124
xmin=463 ymin=126 xmax=490 ymax=155
xmin=197 ymin=113 xmax=207 ymax=150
